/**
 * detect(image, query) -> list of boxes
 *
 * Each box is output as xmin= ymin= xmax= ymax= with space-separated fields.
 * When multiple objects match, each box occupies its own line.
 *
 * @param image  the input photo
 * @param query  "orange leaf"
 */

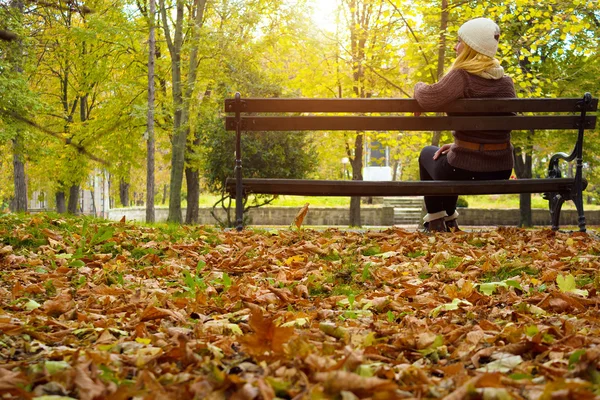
xmin=293 ymin=203 xmax=309 ymax=229
xmin=242 ymin=305 xmax=294 ymax=356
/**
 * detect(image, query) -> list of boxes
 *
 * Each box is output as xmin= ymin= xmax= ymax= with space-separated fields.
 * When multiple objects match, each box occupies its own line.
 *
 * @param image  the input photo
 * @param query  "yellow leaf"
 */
xmin=136 ymin=337 xmax=151 ymax=345
xmin=285 ymin=255 xmax=304 ymax=265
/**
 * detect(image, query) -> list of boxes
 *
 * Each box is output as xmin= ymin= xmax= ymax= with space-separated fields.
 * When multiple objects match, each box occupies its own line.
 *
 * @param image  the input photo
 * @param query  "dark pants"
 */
xmin=419 ymin=146 xmax=512 ymax=217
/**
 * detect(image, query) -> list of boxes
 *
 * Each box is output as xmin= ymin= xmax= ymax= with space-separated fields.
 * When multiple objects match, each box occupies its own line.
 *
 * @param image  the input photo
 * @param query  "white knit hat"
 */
xmin=458 ymin=18 xmax=500 ymax=58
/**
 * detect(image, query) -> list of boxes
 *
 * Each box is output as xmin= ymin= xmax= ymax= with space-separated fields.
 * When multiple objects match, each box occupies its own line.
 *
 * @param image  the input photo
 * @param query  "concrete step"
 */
xmin=394 ymin=216 xmax=422 ymax=224
xmin=394 ymin=217 xmax=421 ymax=222
xmin=393 ymin=204 xmax=422 ymax=225
xmin=384 ymin=196 xmax=423 ymax=208
xmin=393 ymin=207 xmax=422 ymax=213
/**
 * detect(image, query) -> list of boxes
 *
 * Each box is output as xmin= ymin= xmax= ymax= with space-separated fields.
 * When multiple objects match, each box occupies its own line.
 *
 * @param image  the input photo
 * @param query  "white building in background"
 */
xmin=29 ymin=169 xmax=111 ymax=218
xmin=363 ymin=138 xmax=392 ymax=181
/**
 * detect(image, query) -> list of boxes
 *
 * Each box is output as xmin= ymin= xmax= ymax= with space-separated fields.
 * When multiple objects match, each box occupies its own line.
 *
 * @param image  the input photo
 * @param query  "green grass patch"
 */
xmin=362 ymin=246 xmax=381 ymax=256
xmin=481 ymin=264 xmax=539 ymax=282
xmin=331 ymin=284 xmax=362 ymax=297
xmin=575 ymin=274 xmax=594 ymax=287
xmin=463 ymin=194 xmax=600 ymax=210
xmin=321 ymin=252 xmax=341 ymax=261
xmin=130 ymin=247 xmax=163 ymax=259
xmin=119 ymin=192 xmax=600 ymax=210
xmin=189 ymin=194 xmax=351 ymax=208
xmin=468 ymin=238 xmax=487 ymax=248
xmin=440 ymin=256 xmax=462 ymax=269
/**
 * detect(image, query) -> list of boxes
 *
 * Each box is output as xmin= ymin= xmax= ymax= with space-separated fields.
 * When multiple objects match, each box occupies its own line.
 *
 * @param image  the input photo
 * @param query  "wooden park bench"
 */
xmin=224 ymin=92 xmax=598 ymax=232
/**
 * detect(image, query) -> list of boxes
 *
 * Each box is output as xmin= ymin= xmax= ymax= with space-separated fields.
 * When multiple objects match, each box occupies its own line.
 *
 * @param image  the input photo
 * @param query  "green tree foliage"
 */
xmin=1 ymin=0 xmax=598 ymax=223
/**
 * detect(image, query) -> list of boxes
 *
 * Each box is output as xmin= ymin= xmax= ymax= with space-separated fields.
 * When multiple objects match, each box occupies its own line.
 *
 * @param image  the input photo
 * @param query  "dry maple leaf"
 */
xmin=241 ymin=305 xmax=294 ymax=356
xmin=0 ymin=368 xmax=28 ymax=393
xmin=43 ymin=292 xmax=75 ymax=317
xmin=293 ymin=203 xmax=309 ymax=229
xmin=140 ymin=305 xmax=186 ymax=323
xmin=74 ymin=362 xmax=108 ymax=400
xmin=313 ymin=370 xmax=397 ymax=395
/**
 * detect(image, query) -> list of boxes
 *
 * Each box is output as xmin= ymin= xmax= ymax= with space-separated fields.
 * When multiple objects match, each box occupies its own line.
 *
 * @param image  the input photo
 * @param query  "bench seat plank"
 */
xmin=226 ymin=178 xmax=587 ymax=197
xmin=225 ymin=115 xmax=596 ymax=132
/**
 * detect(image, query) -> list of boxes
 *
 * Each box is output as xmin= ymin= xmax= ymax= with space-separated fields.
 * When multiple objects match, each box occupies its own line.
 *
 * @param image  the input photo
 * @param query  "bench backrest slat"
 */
xmin=225 ymin=97 xmax=599 ymax=113
xmin=225 ymin=115 xmax=597 ymax=132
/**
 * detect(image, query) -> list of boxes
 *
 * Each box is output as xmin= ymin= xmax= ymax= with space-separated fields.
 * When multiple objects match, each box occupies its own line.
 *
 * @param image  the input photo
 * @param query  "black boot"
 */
xmin=424 ymin=217 xmax=447 ymax=233
xmin=445 ymin=219 xmax=462 ymax=233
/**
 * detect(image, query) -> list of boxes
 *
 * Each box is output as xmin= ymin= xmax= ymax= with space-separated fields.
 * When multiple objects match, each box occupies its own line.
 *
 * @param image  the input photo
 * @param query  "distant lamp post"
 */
xmin=341 ymin=157 xmax=349 ymax=179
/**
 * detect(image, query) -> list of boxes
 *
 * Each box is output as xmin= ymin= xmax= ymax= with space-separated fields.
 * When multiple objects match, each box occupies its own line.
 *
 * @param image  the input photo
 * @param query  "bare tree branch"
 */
xmin=364 ymin=64 xmax=411 ymax=97
xmin=1 ymin=110 xmax=110 ymax=166
xmin=386 ymin=0 xmax=437 ymax=82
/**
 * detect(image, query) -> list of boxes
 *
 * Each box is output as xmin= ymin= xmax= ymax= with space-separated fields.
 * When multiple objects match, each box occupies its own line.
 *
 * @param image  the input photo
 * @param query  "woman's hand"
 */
xmin=433 ymin=144 xmax=452 ymax=160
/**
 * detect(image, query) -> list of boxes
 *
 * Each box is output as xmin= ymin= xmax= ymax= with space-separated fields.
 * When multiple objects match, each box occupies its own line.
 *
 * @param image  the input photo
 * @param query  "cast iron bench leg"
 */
xmin=573 ymin=192 xmax=586 ymax=233
xmin=549 ymin=193 xmax=564 ymax=231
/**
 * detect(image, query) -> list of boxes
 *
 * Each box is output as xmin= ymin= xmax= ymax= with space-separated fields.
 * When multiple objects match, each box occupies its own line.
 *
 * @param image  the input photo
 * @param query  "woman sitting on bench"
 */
xmin=414 ymin=17 xmax=516 ymax=233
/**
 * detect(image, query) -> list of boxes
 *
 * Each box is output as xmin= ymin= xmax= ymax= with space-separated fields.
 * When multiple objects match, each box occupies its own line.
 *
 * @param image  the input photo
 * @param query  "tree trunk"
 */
xmin=161 ymin=0 xmax=207 ymax=223
xmin=146 ymin=0 xmax=156 ymax=224
xmin=161 ymin=0 xmax=184 ymax=223
xmin=90 ymin=189 xmax=96 ymax=215
xmin=513 ymin=131 xmax=534 ymax=227
xmin=67 ymin=185 xmax=80 ymax=214
xmin=9 ymin=2 xmax=27 ymax=213
xmin=120 ymin=178 xmax=130 ymax=207
xmin=107 ymin=173 xmax=113 ymax=209
xmin=56 ymin=191 xmax=66 ymax=213
xmin=12 ymin=136 xmax=28 ymax=212
xmin=185 ymin=90 xmax=210 ymax=224
xmin=347 ymin=0 xmax=371 ymax=228
xmin=349 ymin=133 xmax=364 ymax=227
xmin=185 ymin=167 xmax=200 ymax=224
xmin=392 ymin=159 xmax=400 ymax=181
xmin=431 ymin=0 xmax=448 ymax=147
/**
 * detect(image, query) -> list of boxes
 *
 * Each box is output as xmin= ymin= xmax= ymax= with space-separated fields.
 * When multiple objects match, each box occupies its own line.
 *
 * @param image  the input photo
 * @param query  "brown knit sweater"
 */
xmin=414 ymin=69 xmax=516 ymax=172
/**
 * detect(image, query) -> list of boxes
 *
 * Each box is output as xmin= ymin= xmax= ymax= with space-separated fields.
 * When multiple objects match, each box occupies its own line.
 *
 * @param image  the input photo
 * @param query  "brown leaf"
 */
xmin=41 ymin=228 xmax=63 ymax=241
xmin=140 ymin=305 xmax=186 ymax=323
xmin=257 ymin=377 xmax=275 ymax=400
xmin=120 ymin=215 xmax=126 ymax=223
xmin=95 ymin=329 xmax=116 ymax=344
xmin=0 ymin=317 xmax=22 ymax=335
xmin=11 ymin=281 xmax=24 ymax=299
xmin=74 ymin=362 xmax=108 ymax=400
xmin=43 ymin=292 xmax=75 ymax=317
xmin=313 ymin=370 xmax=397 ymax=395
xmin=444 ymin=373 xmax=503 ymax=400
xmin=294 ymin=284 xmax=309 ymax=299
xmin=0 ymin=368 xmax=28 ymax=393
xmin=293 ymin=203 xmax=309 ymax=229
xmin=538 ymin=292 xmax=586 ymax=313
